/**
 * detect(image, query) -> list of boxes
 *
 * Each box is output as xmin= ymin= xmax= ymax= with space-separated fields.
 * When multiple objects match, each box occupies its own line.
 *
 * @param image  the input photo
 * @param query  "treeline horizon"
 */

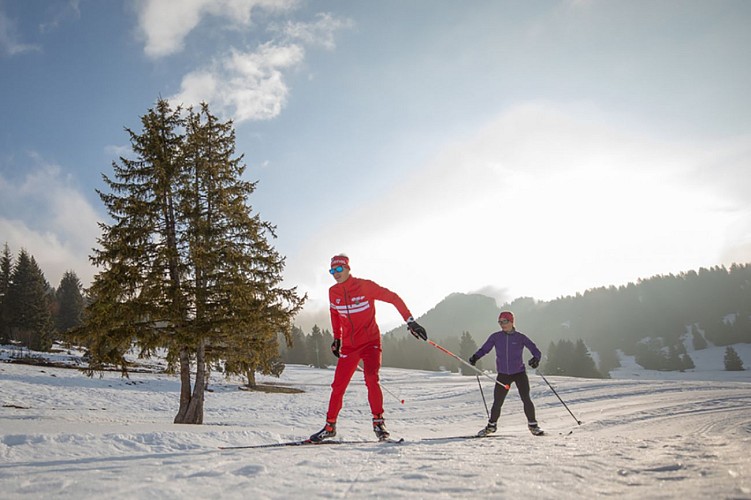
xmin=499 ymin=263 xmax=751 ymax=374
xmin=284 ymin=263 xmax=751 ymax=376
xmin=0 ymin=243 xmax=85 ymax=351
xmin=2 ymin=237 xmax=749 ymax=377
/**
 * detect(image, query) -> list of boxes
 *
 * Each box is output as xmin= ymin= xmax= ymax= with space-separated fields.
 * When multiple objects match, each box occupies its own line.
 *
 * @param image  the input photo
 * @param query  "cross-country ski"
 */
xmin=220 ymin=437 xmax=405 ymax=449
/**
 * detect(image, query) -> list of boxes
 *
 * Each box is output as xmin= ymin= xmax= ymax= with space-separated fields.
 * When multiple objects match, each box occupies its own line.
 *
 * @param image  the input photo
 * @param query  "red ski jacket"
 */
xmin=329 ymin=276 xmax=412 ymax=349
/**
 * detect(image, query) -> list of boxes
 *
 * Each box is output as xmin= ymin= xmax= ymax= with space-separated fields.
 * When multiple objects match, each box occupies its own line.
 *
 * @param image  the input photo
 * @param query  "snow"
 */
xmin=612 ymin=338 xmax=751 ymax=382
xmin=1 ymin=343 xmax=750 ymax=499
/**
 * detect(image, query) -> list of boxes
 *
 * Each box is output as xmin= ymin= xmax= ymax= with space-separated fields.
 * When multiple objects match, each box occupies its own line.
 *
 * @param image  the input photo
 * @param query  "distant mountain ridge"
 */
xmin=386 ymin=264 xmax=751 ymax=370
xmin=385 ymin=292 xmax=501 ymax=343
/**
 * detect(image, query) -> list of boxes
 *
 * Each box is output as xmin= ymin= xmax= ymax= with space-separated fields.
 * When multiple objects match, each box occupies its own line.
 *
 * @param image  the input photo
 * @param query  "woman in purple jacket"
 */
xmin=469 ymin=311 xmax=544 ymax=436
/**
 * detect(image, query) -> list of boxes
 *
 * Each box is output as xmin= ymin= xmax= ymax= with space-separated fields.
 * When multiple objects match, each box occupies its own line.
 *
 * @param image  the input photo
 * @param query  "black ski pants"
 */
xmin=489 ymin=370 xmax=536 ymax=425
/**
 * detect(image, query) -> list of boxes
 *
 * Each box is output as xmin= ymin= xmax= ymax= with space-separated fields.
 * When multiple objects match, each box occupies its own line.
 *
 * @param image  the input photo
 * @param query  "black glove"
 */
xmin=407 ymin=320 xmax=427 ymax=341
xmin=331 ymin=339 xmax=341 ymax=358
xmin=469 ymin=355 xmax=479 ymax=366
xmin=528 ymin=357 xmax=540 ymax=369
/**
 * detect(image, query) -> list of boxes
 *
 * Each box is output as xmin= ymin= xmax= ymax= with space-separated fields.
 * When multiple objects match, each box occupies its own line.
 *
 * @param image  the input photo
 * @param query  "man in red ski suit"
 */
xmin=309 ymin=254 xmax=427 ymax=442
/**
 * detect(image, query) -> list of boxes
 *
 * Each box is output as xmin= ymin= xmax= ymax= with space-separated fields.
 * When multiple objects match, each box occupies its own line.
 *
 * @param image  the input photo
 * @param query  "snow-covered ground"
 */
xmin=1 ymin=343 xmax=750 ymax=499
xmin=612 ymin=340 xmax=751 ymax=382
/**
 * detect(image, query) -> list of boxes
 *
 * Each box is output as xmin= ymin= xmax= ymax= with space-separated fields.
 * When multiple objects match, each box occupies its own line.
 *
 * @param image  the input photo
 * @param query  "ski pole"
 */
xmin=357 ymin=365 xmax=405 ymax=405
xmin=425 ymin=340 xmax=510 ymax=391
xmin=476 ymin=375 xmax=490 ymax=418
xmin=536 ymin=370 xmax=582 ymax=425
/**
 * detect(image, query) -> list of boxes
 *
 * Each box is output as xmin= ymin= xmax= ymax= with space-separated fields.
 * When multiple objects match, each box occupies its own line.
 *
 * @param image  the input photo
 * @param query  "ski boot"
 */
xmin=309 ymin=421 xmax=336 ymax=443
xmin=373 ymin=414 xmax=390 ymax=441
xmin=528 ymin=422 xmax=544 ymax=436
xmin=477 ymin=421 xmax=497 ymax=437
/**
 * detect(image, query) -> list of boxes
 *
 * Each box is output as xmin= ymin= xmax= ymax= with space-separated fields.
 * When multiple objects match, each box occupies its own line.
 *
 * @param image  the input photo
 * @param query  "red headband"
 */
xmin=498 ymin=311 xmax=514 ymax=323
xmin=331 ymin=255 xmax=350 ymax=269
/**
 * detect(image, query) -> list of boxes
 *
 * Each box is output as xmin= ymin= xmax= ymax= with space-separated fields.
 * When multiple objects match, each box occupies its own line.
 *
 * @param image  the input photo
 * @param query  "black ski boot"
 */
xmin=477 ymin=421 xmax=497 ymax=437
xmin=309 ymin=421 xmax=336 ymax=443
xmin=528 ymin=422 xmax=544 ymax=436
xmin=373 ymin=414 xmax=390 ymax=441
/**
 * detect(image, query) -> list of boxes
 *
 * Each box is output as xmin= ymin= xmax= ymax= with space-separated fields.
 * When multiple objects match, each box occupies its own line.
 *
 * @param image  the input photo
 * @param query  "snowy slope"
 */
xmin=611 ymin=340 xmax=751 ymax=382
xmin=1 ymin=344 xmax=750 ymax=499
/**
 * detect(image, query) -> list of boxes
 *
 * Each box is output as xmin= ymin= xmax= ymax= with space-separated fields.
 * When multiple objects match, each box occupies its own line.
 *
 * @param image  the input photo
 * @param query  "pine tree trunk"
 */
xmin=245 ymin=368 xmax=256 ymax=388
xmin=174 ymin=347 xmax=193 ymax=423
xmin=175 ymin=340 xmax=206 ymax=424
xmin=184 ymin=340 xmax=206 ymax=424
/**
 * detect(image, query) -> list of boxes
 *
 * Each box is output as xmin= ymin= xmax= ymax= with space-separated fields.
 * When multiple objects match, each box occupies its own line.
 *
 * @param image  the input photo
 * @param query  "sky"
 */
xmin=1 ymin=340 xmax=750 ymax=498
xmin=1 ymin=0 xmax=751 ymax=332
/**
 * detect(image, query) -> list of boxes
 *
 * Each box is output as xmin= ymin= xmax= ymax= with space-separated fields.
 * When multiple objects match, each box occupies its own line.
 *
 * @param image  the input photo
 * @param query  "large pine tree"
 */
xmin=181 ymin=103 xmax=304 ymax=396
xmin=79 ymin=99 xmax=304 ymax=424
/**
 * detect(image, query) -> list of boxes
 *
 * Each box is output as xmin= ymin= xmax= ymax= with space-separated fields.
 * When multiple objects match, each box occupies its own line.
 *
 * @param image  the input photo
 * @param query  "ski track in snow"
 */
xmin=1 ymin=356 xmax=750 ymax=499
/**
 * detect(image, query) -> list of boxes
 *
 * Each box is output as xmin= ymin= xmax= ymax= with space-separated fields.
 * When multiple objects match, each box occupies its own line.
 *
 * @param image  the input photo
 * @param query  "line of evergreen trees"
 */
xmin=0 ymin=243 xmax=85 ymax=351
xmin=280 ymin=322 xmax=607 ymax=379
xmin=279 ymin=322 xmax=746 ymax=378
xmin=6 ymin=245 xmax=749 ymax=388
xmin=543 ymin=339 xmax=602 ymax=378
xmin=279 ymin=325 xmax=336 ymax=369
xmin=5 ymin=234 xmax=748 ymax=379
xmin=483 ymin=264 xmax=751 ymax=374
xmin=278 ymin=326 xmax=485 ymax=375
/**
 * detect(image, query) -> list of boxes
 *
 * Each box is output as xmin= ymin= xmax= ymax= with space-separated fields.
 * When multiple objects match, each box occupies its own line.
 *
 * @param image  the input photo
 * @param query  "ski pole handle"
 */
xmin=426 ymin=340 xmax=510 ymax=390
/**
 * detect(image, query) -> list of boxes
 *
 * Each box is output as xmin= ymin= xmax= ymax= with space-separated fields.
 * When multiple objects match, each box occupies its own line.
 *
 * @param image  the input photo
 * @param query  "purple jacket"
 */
xmin=473 ymin=329 xmax=542 ymax=375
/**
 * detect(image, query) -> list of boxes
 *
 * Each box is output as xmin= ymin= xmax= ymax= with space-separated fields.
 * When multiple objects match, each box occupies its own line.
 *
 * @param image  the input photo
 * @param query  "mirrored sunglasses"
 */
xmin=329 ymin=266 xmax=344 ymax=274
xmin=499 ymin=319 xmax=510 ymax=325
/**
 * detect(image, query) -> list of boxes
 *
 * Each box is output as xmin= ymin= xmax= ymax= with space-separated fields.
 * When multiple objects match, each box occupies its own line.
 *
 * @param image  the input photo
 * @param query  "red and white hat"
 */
xmin=330 ymin=254 xmax=350 ymax=269
xmin=498 ymin=311 xmax=515 ymax=324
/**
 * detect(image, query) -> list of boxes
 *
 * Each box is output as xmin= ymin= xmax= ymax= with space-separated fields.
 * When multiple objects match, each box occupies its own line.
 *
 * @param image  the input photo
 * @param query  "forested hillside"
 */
xmin=377 ymin=263 xmax=751 ymax=375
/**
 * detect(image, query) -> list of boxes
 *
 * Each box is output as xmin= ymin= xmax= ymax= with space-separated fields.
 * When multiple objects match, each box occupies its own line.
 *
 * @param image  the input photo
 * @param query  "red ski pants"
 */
xmin=326 ymin=340 xmax=383 ymax=422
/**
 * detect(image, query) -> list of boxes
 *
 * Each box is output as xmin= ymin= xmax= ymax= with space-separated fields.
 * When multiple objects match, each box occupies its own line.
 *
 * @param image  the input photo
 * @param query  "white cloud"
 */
xmin=166 ymin=10 xmax=351 ymax=123
xmin=170 ymin=42 xmax=304 ymax=122
xmin=39 ymin=0 xmax=81 ymax=34
xmin=0 ymin=156 xmax=101 ymax=287
xmin=270 ymin=12 xmax=354 ymax=50
xmin=0 ymin=8 xmax=40 ymax=56
xmin=103 ymin=144 xmax=132 ymax=158
xmin=138 ymin=0 xmax=352 ymax=123
xmin=135 ymin=0 xmax=297 ymax=58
